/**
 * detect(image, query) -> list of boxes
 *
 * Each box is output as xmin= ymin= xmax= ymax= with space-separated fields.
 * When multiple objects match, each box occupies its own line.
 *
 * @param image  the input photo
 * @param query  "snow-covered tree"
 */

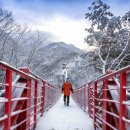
xmin=20 ymin=30 xmax=46 ymax=70
xmin=85 ymin=0 xmax=130 ymax=74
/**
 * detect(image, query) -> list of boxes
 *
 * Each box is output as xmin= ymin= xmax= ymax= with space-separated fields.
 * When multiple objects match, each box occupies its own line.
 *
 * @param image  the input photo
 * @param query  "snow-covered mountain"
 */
xmin=33 ymin=42 xmax=97 ymax=88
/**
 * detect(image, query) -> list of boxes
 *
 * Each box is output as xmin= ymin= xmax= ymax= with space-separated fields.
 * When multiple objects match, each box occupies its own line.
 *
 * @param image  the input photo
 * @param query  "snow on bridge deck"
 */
xmin=36 ymin=96 xmax=94 ymax=130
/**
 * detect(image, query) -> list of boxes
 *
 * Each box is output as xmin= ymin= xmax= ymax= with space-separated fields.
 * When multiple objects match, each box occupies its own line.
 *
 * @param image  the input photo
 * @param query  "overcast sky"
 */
xmin=0 ymin=0 xmax=130 ymax=49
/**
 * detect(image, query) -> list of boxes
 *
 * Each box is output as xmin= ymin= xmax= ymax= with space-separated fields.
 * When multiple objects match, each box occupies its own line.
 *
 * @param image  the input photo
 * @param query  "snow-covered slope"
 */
xmin=32 ymin=42 xmax=97 ymax=88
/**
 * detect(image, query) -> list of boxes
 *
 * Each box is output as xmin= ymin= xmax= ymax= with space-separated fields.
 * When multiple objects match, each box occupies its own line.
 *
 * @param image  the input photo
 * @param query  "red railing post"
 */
xmin=94 ymin=81 xmax=97 ymax=130
xmin=78 ymin=90 xmax=79 ymax=104
xmin=76 ymin=91 xmax=77 ymax=103
xmin=88 ymin=83 xmax=92 ymax=117
xmin=90 ymin=84 xmax=94 ymax=118
xmin=88 ymin=83 xmax=90 ymax=115
xmin=102 ymin=79 xmax=108 ymax=130
xmin=81 ymin=90 xmax=83 ymax=107
xmin=119 ymin=72 xmax=126 ymax=130
xmin=26 ymin=79 xmax=31 ymax=129
xmin=34 ymin=80 xmax=38 ymax=129
xmin=4 ymin=69 xmax=12 ymax=130
xmin=41 ymin=80 xmax=45 ymax=116
xmin=79 ymin=90 xmax=81 ymax=106
xmin=50 ymin=86 xmax=52 ymax=106
xmin=84 ymin=85 xmax=86 ymax=111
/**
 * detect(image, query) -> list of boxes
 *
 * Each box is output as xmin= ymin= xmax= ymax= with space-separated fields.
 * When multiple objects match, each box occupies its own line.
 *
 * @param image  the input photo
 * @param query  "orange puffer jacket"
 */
xmin=62 ymin=81 xmax=73 ymax=96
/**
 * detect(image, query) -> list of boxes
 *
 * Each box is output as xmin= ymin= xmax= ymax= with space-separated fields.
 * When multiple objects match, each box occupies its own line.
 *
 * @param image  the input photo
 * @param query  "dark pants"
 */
xmin=64 ymin=95 xmax=70 ymax=105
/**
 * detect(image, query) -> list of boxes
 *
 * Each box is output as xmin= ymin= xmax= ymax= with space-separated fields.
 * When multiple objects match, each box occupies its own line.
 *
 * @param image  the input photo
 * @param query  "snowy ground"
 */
xmin=36 ymin=96 xmax=94 ymax=130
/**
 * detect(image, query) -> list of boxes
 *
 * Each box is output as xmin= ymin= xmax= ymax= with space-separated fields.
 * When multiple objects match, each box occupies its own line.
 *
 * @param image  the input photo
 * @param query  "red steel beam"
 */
xmin=4 ymin=69 xmax=12 ymax=130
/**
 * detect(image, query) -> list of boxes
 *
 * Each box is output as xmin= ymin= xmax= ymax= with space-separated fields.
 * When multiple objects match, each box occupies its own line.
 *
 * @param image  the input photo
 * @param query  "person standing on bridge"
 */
xmin=61 ymin=78 xmax=74 ymax=106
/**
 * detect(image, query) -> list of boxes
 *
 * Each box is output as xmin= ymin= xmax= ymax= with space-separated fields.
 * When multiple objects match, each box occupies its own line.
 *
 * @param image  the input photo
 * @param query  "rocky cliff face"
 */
xmin=33 ymin=42 xmax=97 ymax=88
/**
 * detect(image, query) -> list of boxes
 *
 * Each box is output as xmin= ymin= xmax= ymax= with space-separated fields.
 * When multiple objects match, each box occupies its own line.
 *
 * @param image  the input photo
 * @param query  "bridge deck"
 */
xmin=36 ymin=96 xmax=93 ymax=130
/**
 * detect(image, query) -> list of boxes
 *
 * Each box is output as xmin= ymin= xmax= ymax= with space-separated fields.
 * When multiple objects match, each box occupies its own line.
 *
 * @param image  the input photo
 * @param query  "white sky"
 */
xmin=1 ymin=0 xmax=130 ymax=50
xmin=0 ymin=0 xmax=90 ymax=50
xmin=31 ymin=16 xmax=89 ymax=50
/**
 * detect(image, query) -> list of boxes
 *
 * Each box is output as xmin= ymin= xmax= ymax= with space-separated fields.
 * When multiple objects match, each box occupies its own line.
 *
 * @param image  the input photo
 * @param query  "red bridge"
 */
xmin=0 ymin=61 xmax=130 ymax=130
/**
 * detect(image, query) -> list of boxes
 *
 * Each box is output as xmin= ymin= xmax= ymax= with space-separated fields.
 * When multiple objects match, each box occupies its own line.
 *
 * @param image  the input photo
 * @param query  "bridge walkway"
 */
xmin=36 ymin=97 xmax=93 ymax=130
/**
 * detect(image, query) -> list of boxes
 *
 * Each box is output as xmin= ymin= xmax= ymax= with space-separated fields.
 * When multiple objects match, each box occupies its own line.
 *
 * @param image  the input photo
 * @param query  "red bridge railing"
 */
xmin=0 ymin=61 xmax=61 ymax=130
xmin=73 ymin=65 xmax=130 ymax=130
xmin=1 ymin=61 xmax=130 ymax=130
xmin=72 ymin=85 xmax=87 ymax=111
xmin=88 ymin=66 xmax=130 ymax=130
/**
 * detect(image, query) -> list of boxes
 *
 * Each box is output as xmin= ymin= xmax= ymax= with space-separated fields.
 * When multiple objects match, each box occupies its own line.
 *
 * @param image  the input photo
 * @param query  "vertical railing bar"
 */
xmin=94 ymin=81 xmax=97 ymax=130
xmin=26 ymin=78 xmax=31 ymax=129
xmin=88 ymin=83 xmax=90 ymax=116
xmin=4 ymin=69 xmax=12 ymax=130
xmin=119 ymin=72 xmax=126 ymax=130
xmin=84 ymin=85 xmax=87 ymax=112
xmin=41 ymin=80 xmax=45 ymax=116
xmin=34 ymin=80 xmax=38 ymax=129
xmin=102 ymin=79 xmax=108 ymax=130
